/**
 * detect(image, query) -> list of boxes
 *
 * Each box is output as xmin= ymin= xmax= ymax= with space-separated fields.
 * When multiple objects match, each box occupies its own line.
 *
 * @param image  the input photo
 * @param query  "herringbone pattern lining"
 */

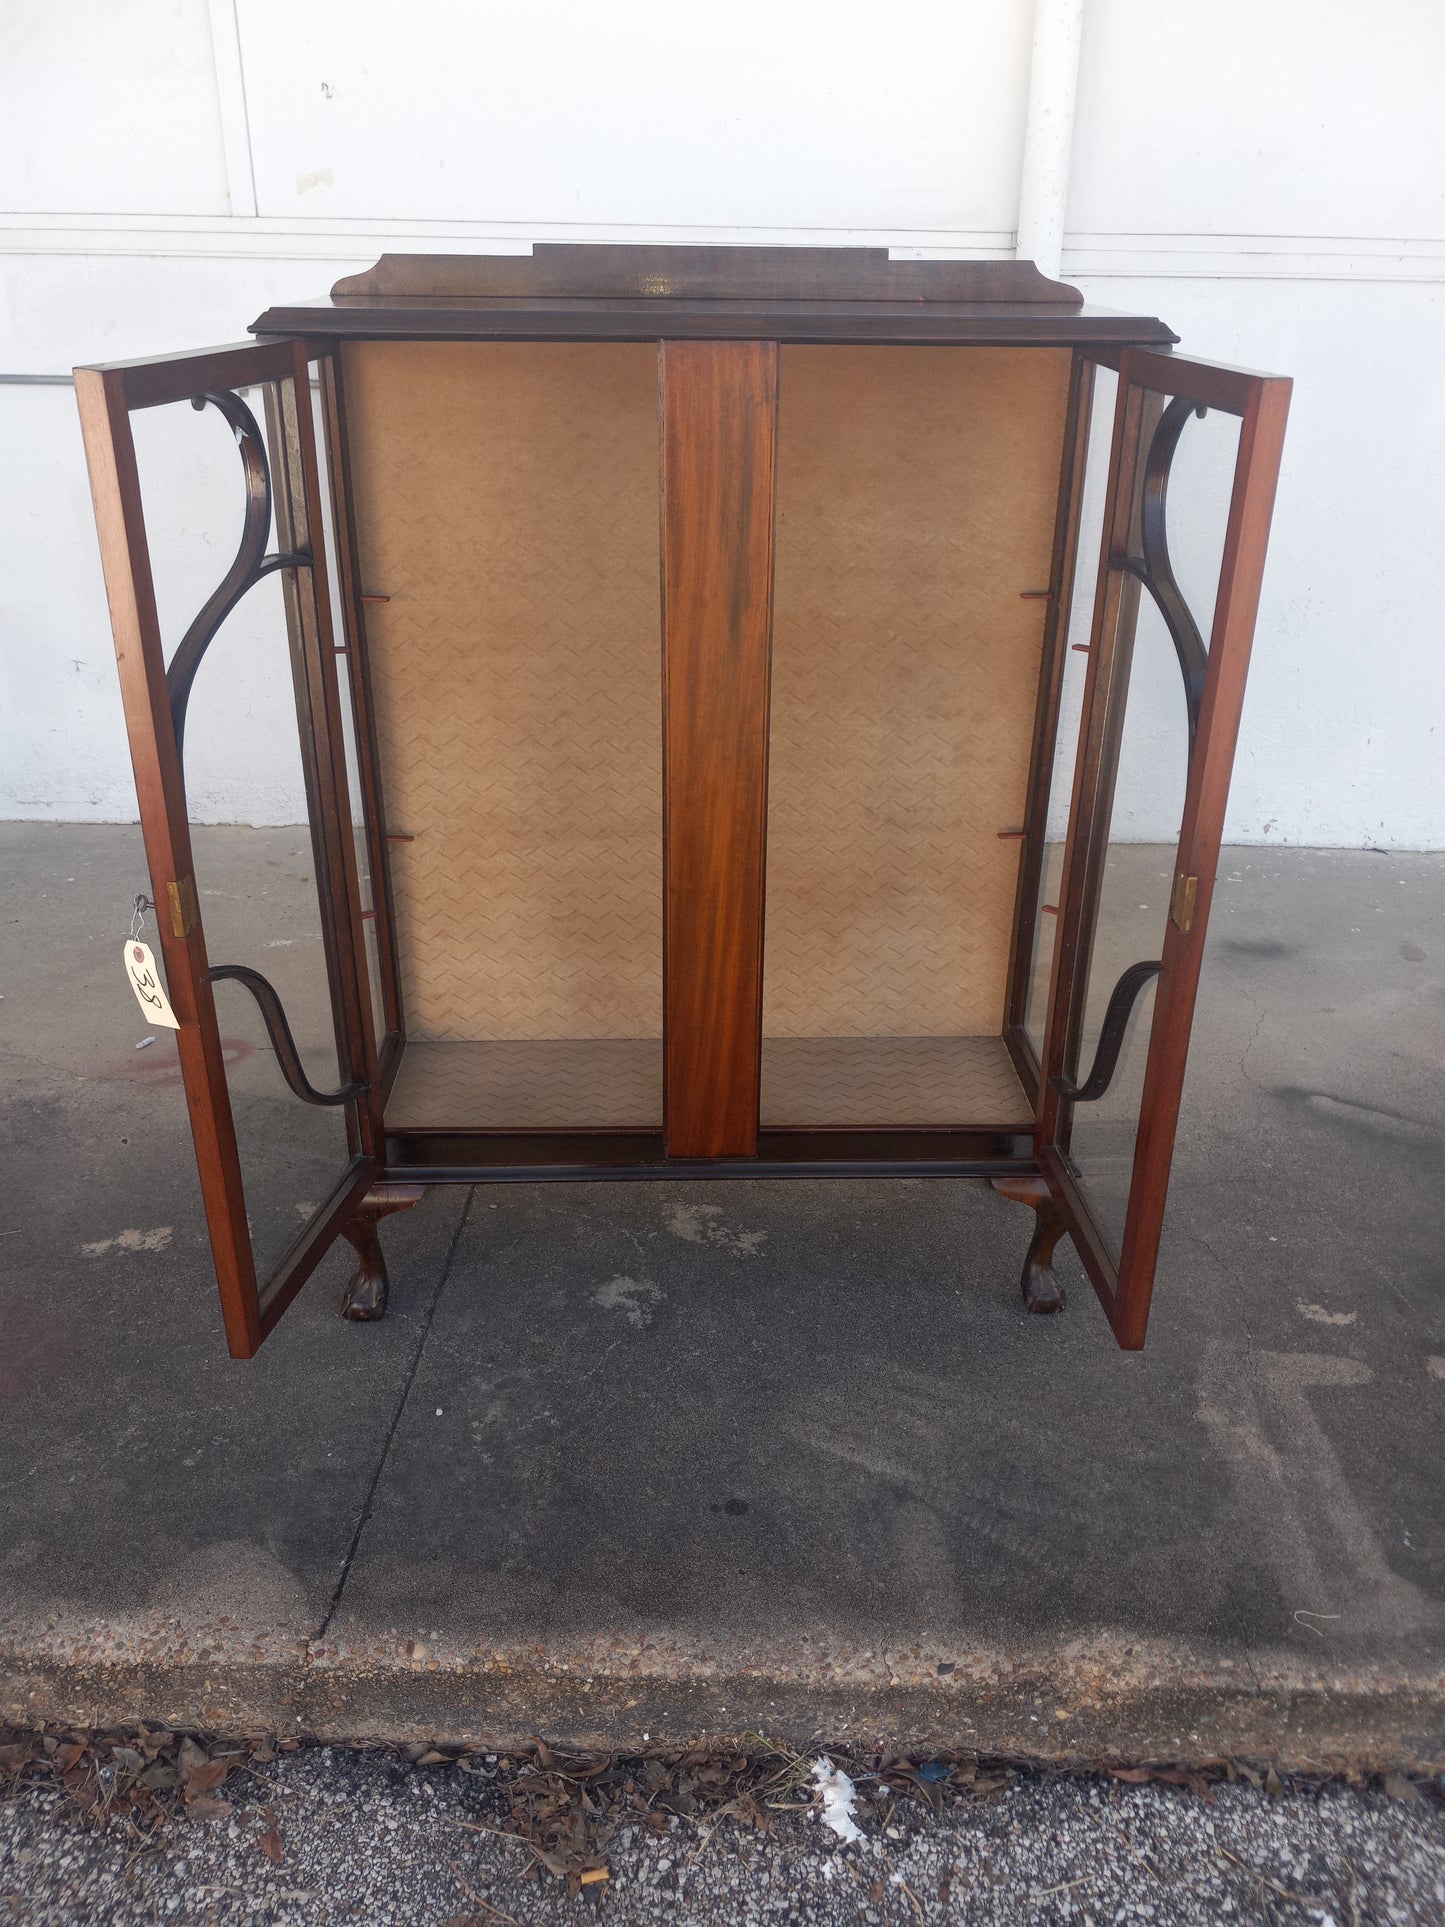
xmin=343 ymin=341 xmax=663 ymax=1042
xmin=387 ymin=1038 xmax=660 ymax=1130
xmin=766 ymin=346 xmax=1070 ymax=1037
xmin=762 ymin=1035 xmax=1032 ymax=1128
xmin=384 ymin=1035 xmax=1031 ymax=1131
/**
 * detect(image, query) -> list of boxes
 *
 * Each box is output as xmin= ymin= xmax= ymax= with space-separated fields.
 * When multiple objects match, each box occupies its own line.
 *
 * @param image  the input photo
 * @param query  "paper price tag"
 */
xmin=123 ymin=940 xmax=181 ymax=1029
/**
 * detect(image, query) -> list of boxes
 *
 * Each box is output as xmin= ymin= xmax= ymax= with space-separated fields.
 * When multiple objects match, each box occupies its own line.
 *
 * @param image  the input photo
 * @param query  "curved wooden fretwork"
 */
xmin=1052 ymin=401 xmax=1206 ymax=1103
xmin=1116 ymin=396 xmax=1209 ymax=757
xmin=165 ymin=390 xmax=310 ymax=756
xmin=168 ymin=389 xmax=368 ymax=1116
xmin=209 ymin=964 xmax=366 ymax=1107
xmin=1049 ymin=959 xmax=1162 ymax=1104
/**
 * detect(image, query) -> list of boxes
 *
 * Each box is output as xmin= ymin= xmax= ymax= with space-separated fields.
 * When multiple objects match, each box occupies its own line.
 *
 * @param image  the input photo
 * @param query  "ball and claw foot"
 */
xmin=990 ymin=1177 xmax=1068 ymax=1315
xmin=340 ymin=1183 xmax=426 ymax=1322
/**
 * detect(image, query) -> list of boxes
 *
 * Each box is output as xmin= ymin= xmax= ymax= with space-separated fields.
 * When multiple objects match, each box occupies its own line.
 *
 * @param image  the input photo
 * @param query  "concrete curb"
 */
xmin=5 ymin=1618 xmax=1443 ymax=1772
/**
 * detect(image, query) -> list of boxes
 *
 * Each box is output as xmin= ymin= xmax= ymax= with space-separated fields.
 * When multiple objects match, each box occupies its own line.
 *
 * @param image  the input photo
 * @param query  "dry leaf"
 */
xmin=1108 ymin=1765 xmax=1215 ymax=1803
xmin=185 ymin=1760 xmax=229 ymax=1797
xmin=187 ymin=1796 xmax=233 ymax=1822
xmin=1383 ymin=1773 xmax=1421 ymax=1803
xmin=258 ymin=1826 xmax=285 ymax=1863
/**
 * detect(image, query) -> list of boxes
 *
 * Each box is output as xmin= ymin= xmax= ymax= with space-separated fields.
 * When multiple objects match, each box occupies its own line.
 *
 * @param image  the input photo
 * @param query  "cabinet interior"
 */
xmin=343 ymin=338 xmax=1071 ymax=1134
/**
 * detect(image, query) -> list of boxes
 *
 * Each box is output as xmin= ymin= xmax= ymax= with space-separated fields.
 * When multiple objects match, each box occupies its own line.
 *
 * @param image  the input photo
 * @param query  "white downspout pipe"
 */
xmin=1015 ymin=0 xmax=1085 ymax=280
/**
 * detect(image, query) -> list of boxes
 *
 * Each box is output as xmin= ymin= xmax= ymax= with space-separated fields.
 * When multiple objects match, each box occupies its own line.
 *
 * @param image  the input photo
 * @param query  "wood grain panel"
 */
xmin=257 ymin=246 xmax=1177 ymax=346
xmin=331 ymin=247 xmax=1083 ymax=306
xmin=661 ymin=340 xmax=779 ymax=1159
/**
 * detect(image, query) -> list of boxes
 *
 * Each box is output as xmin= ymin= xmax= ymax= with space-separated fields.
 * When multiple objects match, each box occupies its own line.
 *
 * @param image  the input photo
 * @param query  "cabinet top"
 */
xmin=250 ymin=245 xmax=1177 ymax=347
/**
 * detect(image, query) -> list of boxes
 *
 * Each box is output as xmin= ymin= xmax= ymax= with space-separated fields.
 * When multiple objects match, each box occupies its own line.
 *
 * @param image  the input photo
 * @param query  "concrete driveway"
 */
xmin=1 ymin=825 xmax=1442 ymax=1767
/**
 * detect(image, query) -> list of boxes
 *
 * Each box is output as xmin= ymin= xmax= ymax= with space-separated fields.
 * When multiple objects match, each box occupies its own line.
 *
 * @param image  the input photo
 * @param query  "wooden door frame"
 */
xmin=1033 ymin=346 xmax=1292 ymax=1348
xmin=317 ymin=348 xmax=407 ymax=1095
xmin=75 ymin=338 xmax=383 ymax=1356
xmin=1003 ymin=346 xmax=1098 ymax=1104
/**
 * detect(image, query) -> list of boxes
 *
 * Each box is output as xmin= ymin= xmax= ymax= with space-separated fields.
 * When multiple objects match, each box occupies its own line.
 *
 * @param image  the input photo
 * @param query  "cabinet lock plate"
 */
xmin=1170 ymin=872 xmax=1198 ymax=934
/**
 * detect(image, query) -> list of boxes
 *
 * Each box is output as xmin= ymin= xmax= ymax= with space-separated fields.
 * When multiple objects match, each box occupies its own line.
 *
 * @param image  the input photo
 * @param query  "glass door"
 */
xmin=75 ymin=338 xmax=386 ymax=1357
xmin=1036 ymin=347 xmax=1291 ymax=1348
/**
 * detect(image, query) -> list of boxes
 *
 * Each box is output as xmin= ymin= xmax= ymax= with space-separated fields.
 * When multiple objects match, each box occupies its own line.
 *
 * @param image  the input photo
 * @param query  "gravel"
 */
xmin=2 ymin=1744 xmax=1443 ymax=1925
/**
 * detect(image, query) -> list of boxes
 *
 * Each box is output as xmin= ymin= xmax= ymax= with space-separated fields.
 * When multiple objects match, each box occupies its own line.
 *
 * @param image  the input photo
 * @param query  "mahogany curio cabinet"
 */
xmin=75 ymin=246 xmax=1290 ymax=1359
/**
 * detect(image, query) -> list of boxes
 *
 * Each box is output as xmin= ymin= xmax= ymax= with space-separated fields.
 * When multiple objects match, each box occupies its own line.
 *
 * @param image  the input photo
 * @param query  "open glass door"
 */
xmin=1035 ymin=346 xmax=1291 ymax=1349
xmin=75 ymin=338 xmax=388 ymax=1358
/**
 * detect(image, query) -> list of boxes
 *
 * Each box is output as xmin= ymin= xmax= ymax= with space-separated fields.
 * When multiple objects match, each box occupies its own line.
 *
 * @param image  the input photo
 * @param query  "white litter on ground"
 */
xmin=812 ymin=1757 xmax=863 ymax=1844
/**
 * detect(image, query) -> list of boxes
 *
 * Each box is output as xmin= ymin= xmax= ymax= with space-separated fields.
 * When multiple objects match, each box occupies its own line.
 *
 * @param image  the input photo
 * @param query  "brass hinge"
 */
xmin=1170 ymin=872 xmax=1198 ymax=934
xmin=167 ymin=874 xmax=199 ymax=939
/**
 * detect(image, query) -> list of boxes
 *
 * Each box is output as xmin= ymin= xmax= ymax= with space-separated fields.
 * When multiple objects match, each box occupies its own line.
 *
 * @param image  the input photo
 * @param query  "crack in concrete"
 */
xmin=314 ymin=1188 xmax=476 ymax=1643
xmin=1237 ymin=992 xmax=1268 ymax=1090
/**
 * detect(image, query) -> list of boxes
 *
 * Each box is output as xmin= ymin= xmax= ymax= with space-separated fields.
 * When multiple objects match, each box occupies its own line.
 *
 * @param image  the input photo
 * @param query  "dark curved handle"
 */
xmin=209 ymin=964 xmax=366 ymax=1107
xmin=1050 ymin=959 xmax=1162 ymax=1104
xmin=165 ymin=391 xmax=310 ymax=757
xmin=1116 ymin=395 xmax=1209 ymax=757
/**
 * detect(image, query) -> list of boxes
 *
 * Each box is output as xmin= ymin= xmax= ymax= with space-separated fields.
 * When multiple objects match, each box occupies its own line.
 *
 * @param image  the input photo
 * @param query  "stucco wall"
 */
xmin=1 ymin=0 xmax=1441 ymax=843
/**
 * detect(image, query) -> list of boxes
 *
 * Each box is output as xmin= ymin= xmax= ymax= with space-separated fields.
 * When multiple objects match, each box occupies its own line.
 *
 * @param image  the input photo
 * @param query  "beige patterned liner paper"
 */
xmin=385 ymin=1036 xmax=1033 ymax=1132
xmin=765 ymin=345 xmax=1070 ymax=1039
xmin=344 ymin=342 xmax=665 ymax=1045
